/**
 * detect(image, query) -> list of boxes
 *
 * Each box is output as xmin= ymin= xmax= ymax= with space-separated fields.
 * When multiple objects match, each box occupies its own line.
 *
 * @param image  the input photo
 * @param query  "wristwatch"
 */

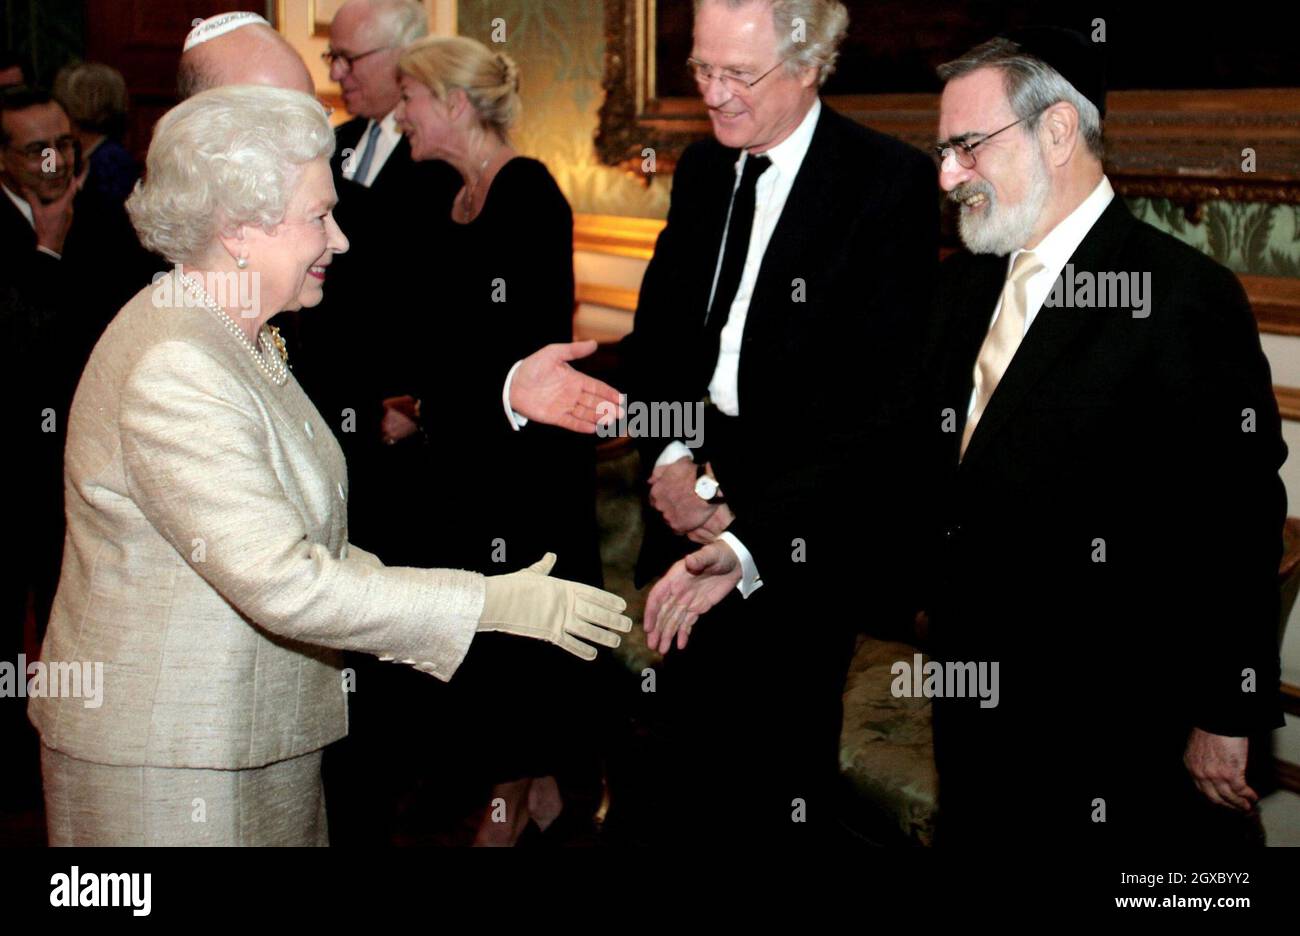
xmin=694 ymin=464 xmax=725 ymax=504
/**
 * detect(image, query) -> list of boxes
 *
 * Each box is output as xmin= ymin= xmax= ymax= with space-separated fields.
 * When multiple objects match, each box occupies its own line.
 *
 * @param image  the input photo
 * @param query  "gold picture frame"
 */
xmin=310 ymin=0 xmax=346 ymax=38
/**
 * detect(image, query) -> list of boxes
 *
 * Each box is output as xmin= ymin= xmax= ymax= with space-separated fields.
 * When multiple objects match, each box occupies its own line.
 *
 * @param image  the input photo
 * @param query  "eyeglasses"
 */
xmin=6 ymin=135 xmax=77 ymax=161
xmin=687 ymin=57 xmax=787 ymax=94
xmin=933 ymin=109 xmax=1045 ymax=169
xmin=322 ymin=46 xmax=394 ymax=72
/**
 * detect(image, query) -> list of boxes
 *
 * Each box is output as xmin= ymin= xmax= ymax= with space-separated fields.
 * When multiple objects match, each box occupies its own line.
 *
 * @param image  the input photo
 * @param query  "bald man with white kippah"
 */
xmin=177 ymin=13 xmax=315 ymax=98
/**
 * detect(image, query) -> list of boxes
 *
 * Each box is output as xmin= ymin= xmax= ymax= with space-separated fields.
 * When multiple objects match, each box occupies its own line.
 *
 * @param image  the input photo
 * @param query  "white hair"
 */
xmin=363 ymin=0 xmax=428 ymax=47
xmin=694 ymin=0 xmax=849 ymax=87
xmin=126 ymin=85 xmax=334 ymax=264
xmin=938 ymin=38 xmax=1105 ymax=161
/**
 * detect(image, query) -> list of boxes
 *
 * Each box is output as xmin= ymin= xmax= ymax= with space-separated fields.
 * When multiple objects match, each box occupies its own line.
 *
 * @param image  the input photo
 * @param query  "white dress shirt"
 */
xmin=966 ymin=176 xmax=1115 ymax=419
xmin=341 ymin=111 xmax=403 ymax=187
xmin=705 ymin=96 xmax=821 ymax=417
xmin=648 ymin=97 xmax=824 ymax=597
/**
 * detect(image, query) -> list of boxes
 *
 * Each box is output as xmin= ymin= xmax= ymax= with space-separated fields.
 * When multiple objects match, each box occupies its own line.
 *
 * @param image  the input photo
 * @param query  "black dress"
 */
xmin=331 ymin=159 xmax=611 ymax=840
xmin=407 ymin=156 xmax=602 ymax=586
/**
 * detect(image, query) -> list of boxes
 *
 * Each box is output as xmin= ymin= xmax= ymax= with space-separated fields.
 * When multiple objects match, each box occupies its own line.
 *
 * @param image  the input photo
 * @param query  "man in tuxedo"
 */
xmin=923 ymin=29 xmax=1286 ymax=846
xmin=627 ymin=0 xmax=937 ymax=843
xmin=296 ymin=0 xmax=460 ymax=529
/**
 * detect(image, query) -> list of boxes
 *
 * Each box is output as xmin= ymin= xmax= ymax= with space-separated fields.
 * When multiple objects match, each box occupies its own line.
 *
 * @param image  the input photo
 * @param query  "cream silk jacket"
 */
xmin=29 ymin=278 xmax=485 ymax=769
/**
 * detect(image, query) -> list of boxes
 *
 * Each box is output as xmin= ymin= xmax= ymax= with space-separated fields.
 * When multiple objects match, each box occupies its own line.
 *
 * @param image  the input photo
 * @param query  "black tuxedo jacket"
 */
xmin=292 ymin=116 xmax=460 ymax=452
xmin=328 ymin=116 xmax=461 ymax=235
xmin=922 ymin=196 xmax=1287 ymax=835
xmin=623 ymin=103 xmax=938 ymax=616
xmin=1 ymin=185 xmax=156 ymax=441
xmin=2 ymin=184 xmax=157 ymax=622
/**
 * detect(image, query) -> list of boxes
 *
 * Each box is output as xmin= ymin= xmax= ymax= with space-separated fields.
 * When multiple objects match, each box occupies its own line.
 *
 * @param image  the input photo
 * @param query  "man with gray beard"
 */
xmin=921 ymin=27 xmax=1286 ymax=847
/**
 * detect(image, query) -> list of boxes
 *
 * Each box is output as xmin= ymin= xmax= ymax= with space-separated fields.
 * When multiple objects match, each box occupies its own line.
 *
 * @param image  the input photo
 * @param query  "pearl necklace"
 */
xmin=178 ymin=272 xmax=289 ymax=386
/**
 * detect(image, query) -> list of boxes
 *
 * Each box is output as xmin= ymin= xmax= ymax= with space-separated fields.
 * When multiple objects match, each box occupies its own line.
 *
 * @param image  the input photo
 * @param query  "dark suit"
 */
xmin=303 ymin=117 xmax=464 ymax=843
xmin=622 ymin=103 xmax=938 ymax=842
xmin=292 ymin=117 xmax=460 ymax=556
xmin=1 ymin=184 xmax=155 ymax=809
xmin=922 ymin=195 xmax=1286 ymax=846
xmin=1 ymin=185 xmax=156 ymax=632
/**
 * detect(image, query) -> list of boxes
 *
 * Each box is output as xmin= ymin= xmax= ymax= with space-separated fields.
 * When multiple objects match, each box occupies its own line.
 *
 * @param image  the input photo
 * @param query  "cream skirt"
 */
xmin=41 ymin=744 xmax=328 ymax=846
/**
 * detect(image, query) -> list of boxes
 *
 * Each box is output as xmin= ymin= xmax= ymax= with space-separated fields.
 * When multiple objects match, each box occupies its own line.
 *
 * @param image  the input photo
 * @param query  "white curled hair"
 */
xmin=126 ymin=85 xmax=334 ymax=264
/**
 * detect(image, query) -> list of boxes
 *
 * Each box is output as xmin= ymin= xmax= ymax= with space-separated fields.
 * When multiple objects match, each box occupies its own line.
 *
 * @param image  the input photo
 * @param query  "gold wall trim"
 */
xmin=573 ymin=213 xmax=665 ymax=260
xmin=1276 ymin=756 xmax=1300 ymax=795
xmin=1248 ymin=275 xmax=1300 ymax=337
xmin=573 ymin=221 xmax=1300 ymax=341
xmin=1276 ymin=386 xmax=1300 ymax=421
xmin=309 ymin=0 xmax=336 ymax=37
xmin=575 ymin=282 xmax=640 ymax=312
xmin=1283 ymin=681 xmax=1300 ymax=717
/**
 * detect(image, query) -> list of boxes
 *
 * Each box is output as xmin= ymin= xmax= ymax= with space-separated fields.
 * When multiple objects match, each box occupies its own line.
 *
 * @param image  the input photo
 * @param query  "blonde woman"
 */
xmin=365 ymin=37 xmax=610 ymax=845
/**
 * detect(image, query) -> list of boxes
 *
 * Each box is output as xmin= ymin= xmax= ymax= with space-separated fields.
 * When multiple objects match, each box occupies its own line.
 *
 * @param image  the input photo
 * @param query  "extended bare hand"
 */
xmin=644 ymin=540 xmax=741 ymax=655
xmin=1184 ymin=728 xmax=1257 ymax=812
xmin=510 ymin=340 xmax=623 ymax=433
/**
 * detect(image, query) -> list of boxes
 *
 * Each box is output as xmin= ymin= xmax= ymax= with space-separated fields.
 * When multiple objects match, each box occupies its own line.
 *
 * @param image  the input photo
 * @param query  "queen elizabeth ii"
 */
xmin=27 ymin=85 xmax=630 ymax=846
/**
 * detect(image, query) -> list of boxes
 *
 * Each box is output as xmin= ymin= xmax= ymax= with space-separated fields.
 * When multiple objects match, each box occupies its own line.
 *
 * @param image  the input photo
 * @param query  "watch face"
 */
xmin=695 ymin=475 xmax=718 ymax=500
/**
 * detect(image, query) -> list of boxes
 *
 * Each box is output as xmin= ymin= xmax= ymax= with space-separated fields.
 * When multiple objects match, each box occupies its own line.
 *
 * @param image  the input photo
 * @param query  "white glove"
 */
xmin=478 ymin=553 xmax=632 ymax=660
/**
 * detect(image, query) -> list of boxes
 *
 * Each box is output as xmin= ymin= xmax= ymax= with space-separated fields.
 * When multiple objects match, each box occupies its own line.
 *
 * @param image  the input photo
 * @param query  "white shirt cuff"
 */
xmin=718 ymin=531 xmax=762 ymax=598
xmin=36 ymin=245 xmax=62 ymax=260
xmin=502 ymin=359 xmax=528 ymax=430
xmin=655 ymin=441 xmax=694 ymax=468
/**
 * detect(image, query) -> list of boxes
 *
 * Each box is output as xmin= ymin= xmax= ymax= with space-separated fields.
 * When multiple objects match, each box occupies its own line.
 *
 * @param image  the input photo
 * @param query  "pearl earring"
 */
xmin=236 ymin=257 xmax=248 ymax=269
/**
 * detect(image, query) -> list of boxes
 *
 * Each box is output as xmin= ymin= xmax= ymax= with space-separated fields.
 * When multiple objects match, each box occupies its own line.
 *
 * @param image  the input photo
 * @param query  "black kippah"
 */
xmin=1001 ymin=25 xmax=1107 ymax=119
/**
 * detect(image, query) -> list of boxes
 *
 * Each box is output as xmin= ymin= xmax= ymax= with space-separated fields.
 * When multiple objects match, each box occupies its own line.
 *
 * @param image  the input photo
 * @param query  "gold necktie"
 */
xmin=960 ymin=250 xmax=1044 ymax=459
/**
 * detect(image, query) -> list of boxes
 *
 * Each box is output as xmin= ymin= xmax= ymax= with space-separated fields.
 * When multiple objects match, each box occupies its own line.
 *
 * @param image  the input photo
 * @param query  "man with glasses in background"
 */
xmin=296 ymin=0 xmax=459 ymax=460
xmin=922 ymin=28 xmax=1286 ymax=847
xmin=621 ymin=0 xmax=936 ymax=844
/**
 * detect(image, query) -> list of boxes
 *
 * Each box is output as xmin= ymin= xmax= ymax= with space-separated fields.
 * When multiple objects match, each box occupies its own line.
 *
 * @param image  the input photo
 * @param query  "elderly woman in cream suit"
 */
xmin=28 ymin=85 xmax=630 ymax=846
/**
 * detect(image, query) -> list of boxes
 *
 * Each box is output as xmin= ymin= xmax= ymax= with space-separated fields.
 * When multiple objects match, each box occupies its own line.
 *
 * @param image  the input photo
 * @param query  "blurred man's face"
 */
xmin=690 ymin=0 xmax=818 ymax=153
xmin=329 ymin=2 xmax=403 ymax=119
xmin=0 ymin=102 xmax=74 ymax=203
